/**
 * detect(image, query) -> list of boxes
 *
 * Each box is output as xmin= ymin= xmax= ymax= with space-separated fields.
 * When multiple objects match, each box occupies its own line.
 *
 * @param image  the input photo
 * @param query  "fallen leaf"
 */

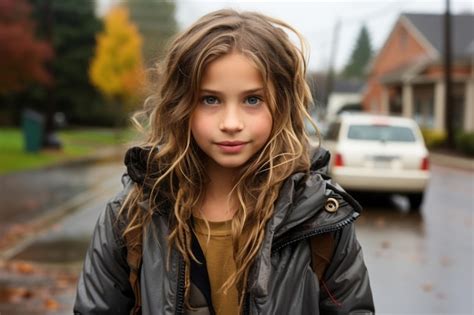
xmin=0 ymin=287 xmax=33 ymax=303
xmin=439 ymin=256 xmax=453 ymax=267
xmin=44 ymin=297 xmax=60 ymax=310
xmin=55 ymin=279 xmax=70 ymax=289
xmin=375 ymin=217 xmax=386 ymax=228
xmin=421 ymin=282 xmax=434 ymax=292
xmin=14 ymin=262 xmax=34 ymax=274
xmin=380 ymin=240 xmax=391 ymax=249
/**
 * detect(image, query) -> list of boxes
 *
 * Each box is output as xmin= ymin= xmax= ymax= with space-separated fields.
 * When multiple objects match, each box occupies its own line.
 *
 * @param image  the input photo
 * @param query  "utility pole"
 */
xmin=444 ymin=0 xmax=454 ymax=149
xmin=324 ymin=20 xmax=341 ymax=116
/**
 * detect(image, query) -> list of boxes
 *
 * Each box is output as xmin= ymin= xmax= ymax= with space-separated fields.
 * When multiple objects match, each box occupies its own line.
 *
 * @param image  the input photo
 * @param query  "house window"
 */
xmin=413 ymin=85 xmax=434 ymax=129
xmin=389 ymin=87 xmax=402 ymax=115
xmin=452 ymin=83 xmax=465 ymax=131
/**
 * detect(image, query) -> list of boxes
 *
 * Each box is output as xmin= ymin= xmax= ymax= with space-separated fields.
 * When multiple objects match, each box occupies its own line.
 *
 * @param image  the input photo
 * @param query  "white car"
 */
xmin=322 ymin=113 xmax=430 ymax=210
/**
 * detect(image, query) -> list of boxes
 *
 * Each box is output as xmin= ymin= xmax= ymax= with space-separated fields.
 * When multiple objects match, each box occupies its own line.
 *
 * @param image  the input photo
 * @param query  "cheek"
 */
xmin=255 ymin=109 xmax=273 ymax=142
xmin=190 ymin=111 xmax=209 ymax=140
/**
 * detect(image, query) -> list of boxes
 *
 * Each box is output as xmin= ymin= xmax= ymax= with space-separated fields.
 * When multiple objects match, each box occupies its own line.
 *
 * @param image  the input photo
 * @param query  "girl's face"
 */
xmin=190 ymin=52 xmax=273 ymax=172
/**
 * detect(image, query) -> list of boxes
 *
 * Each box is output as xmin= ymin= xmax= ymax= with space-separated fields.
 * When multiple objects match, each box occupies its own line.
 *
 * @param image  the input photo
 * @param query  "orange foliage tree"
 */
xmin=89 ymin=6 xmax=144 ymax=112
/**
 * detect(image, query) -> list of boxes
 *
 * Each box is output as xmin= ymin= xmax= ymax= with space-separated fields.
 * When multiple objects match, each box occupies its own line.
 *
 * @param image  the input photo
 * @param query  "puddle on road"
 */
xmin=12 ymin=239 xmax=90 ymax=264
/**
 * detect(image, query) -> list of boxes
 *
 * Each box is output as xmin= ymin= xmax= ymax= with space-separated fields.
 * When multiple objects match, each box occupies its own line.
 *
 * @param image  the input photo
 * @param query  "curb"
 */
xmin=0 ymin=145 xmax=126 ymax=177
xmin=0 ymin=180 xmax=118 ymax=261
xmin=37 ymin=145 xmax=126 ymax=171
xmin=429 ymin=152 xmax=474 ymax=172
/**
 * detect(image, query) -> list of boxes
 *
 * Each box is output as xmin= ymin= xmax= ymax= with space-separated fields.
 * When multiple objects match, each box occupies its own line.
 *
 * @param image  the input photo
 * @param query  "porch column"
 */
xmin=402 ymin=83 xmax=414 ymax=118
xmin=381 ymin=87 xmax=389 ymax=114
xmin=434 ymin=81 xmax=445 ymax=131
xmin=464 ymin=79 xmax=474 ymax=132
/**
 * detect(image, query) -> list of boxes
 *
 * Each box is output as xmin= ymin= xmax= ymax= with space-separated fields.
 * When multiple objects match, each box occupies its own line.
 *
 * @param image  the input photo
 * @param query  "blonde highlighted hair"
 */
xmin=119 ymin=8 xmax=319 ymax=311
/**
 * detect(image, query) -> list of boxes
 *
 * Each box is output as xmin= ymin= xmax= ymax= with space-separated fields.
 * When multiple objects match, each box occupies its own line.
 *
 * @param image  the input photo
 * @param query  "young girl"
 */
xmin=74 ymin=9 xmax=374 ymax=315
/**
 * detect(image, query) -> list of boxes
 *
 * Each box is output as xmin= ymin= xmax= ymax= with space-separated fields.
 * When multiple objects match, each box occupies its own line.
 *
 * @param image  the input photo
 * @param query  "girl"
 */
xmin=74 ymin=9 xmax=374 ymax=315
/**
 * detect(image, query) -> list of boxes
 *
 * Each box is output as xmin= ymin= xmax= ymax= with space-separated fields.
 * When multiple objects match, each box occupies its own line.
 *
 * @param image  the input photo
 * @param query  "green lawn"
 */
xmin=0 ymin=128 xmax=139 ymax=175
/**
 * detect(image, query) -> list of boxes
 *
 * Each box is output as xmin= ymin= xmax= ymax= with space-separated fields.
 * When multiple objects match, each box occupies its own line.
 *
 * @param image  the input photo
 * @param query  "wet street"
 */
xmin=356 ymin=164 xmax=473 ymax=314
xmin=0 ymin=162 xmax=472 ymax=314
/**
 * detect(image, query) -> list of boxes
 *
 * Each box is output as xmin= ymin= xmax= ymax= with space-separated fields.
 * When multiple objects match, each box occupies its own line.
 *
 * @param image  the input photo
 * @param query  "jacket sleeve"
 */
xmin=319 ymin=223 xmax=375 ymax=314
xmin=73 ymin=194 xmax=134 ymax=314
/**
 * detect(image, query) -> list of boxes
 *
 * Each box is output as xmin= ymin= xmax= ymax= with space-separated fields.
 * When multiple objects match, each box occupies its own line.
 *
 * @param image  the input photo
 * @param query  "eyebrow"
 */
xmin=199 ymin=88 xmax=264 ymax=95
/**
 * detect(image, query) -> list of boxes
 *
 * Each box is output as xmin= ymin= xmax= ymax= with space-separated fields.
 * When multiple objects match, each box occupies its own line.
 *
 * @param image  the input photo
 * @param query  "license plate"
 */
xmin=372 ymin=155 xmax=398 ymax=169
xmin=374 ymin=160 xmax=391 ymax=168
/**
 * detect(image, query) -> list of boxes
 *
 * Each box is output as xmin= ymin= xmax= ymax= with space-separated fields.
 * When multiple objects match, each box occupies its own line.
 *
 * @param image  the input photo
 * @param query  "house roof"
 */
xmin=402 ymin=13 xmax=474 ymax=58
xmin=306 ymin=73 xmax=364 ymax=105
xmin=333 ymin=79 xmax=364 ymax=93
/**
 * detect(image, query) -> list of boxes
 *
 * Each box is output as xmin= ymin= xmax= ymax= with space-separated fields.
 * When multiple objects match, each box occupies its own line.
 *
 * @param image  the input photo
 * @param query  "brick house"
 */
xmin=362 ymin=13 xmax=474 ymax=132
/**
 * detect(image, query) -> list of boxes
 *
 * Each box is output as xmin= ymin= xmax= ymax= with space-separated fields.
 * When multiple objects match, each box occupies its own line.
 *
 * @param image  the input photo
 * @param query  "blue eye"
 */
xmin=246 ymin=96 xmax=262 ymax=106
xmin=201 ymin=96 xmax=219 ymax=105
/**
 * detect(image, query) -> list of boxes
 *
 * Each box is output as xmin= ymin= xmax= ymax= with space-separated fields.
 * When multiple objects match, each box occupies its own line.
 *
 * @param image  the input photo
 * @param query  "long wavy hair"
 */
xmin=119 ymin=9 xmax=319 ymax=310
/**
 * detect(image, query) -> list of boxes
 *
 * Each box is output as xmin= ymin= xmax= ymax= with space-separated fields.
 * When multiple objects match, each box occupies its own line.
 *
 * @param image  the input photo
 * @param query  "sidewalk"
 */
xmin=0 ymin=146 xmax=126 ymax=258
xmin=429 ymin=151 xmax=474 ymax=171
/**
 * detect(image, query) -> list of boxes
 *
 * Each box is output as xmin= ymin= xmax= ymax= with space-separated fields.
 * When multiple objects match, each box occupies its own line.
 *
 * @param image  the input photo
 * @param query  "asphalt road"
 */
xmin=1 ymin=162 xmax=472 ymax=314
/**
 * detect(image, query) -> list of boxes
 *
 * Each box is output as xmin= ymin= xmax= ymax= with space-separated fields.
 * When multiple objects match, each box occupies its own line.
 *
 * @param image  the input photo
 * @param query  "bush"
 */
xmin=455 ymin=132 xmax=474 ymax=157
xmin=421 ymin=128 xmax=446 ymax=148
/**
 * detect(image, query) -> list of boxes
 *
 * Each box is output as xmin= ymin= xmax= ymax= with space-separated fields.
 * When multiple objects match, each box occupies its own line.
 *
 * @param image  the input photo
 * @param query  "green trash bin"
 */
xmin=22 ymin=109 xmax=44 ymax=153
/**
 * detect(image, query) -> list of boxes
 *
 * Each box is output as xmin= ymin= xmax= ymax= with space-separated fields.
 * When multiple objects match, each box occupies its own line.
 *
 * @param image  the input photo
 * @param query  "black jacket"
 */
xmin=74 ymin=146 xmax=375 ymax=314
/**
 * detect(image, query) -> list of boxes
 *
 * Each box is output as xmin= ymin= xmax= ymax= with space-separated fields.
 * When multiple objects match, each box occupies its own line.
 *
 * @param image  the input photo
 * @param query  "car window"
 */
xmin=347 ymin=124 xmax=416 ymax=142
xmin=325 ymin=122 xmax=341 ymax=141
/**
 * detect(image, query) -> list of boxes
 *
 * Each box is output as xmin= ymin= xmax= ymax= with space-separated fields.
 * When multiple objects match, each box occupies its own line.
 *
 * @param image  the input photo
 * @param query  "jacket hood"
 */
xmin=123 ymin=145 xmax=361 ymax=234
xmin=124 ymin=145 xmax=331 ymax=189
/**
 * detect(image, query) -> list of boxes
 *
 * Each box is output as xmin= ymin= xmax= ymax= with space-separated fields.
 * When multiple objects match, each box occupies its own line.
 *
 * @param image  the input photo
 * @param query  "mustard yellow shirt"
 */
xmin=193 ymin=216 xmax=238 ymax=315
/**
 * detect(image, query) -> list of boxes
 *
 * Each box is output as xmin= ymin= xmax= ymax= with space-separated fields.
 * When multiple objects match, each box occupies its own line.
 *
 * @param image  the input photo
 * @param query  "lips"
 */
xmin=216 ymin=141 xmax=248 ymax=146
xmin=215 ymin=141 xmax=248 ymax=153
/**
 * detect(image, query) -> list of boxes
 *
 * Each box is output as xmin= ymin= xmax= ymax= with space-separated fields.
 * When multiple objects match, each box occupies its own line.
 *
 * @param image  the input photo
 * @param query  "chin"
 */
xmin=214 ymin=157 xmax=250 ymax=169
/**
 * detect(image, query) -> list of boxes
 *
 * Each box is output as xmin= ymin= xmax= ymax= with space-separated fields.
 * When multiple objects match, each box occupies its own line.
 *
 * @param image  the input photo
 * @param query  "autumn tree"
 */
xmin=0 ymin=0 xmax=52 ymax=94
xmin=89 ymin=6 xmax=144 ymax=125
xmin=125 ymin=0 xmax=178 ymax=66
xmin=1 ymin=0 xmax=104 ymax=128
xmin=342 ymin=25 xmax=373 ymax=79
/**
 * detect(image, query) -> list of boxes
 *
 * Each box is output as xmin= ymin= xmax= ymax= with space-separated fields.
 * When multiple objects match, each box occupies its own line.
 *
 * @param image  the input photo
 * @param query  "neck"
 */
xmin=198 ymin=160 xmax=241 ymax=221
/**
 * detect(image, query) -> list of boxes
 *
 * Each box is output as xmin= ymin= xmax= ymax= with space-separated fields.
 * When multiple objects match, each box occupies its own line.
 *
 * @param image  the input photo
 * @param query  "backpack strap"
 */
xmin=124 ymin=226 xmax=143 ymax=315
xmin=309 ymin=232 xmax=335 ymax=281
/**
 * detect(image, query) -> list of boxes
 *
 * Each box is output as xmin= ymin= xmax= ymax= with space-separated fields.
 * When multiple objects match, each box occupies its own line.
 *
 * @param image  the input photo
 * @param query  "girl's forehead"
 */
xmin=199 ymin=53 xmax=264 ymax=88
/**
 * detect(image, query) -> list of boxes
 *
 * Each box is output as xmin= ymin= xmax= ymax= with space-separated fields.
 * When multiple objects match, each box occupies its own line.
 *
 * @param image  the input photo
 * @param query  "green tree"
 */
xmin=342 ymin=25 xmax=373 ymax=79
xmin=22 ymin=0 xmax=103 ymax=126
xmin=125 ymin=0 xmax=178 ymax=66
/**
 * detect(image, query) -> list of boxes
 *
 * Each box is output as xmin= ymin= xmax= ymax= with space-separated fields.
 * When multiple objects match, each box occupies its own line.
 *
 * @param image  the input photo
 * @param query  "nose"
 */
xmin=219 ymin=105 xmax=244 ymax=133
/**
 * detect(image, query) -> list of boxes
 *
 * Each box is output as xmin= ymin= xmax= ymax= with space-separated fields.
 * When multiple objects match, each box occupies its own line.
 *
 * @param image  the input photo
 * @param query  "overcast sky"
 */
xmin=97 ymin=0 xmax=473 ymax=71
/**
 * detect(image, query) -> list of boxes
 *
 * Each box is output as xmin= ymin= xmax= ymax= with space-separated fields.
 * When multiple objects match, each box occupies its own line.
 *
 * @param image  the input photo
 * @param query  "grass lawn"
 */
xmin=0 ymin=128 xmax=139 ymax=175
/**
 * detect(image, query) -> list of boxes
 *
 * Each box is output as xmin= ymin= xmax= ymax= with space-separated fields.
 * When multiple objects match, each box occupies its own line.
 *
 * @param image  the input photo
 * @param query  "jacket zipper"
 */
xmin=242 ymin=291 xmax=250 ymax=315
xmin=271 ymin=211 xmax=359 ymax=254
xmin=175 ymin=254 xmax=186 ymax=315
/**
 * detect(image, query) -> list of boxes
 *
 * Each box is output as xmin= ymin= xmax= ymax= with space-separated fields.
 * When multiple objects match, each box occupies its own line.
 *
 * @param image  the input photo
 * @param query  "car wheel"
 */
xmin=408 ymin=193 xmax=424 ymax=211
